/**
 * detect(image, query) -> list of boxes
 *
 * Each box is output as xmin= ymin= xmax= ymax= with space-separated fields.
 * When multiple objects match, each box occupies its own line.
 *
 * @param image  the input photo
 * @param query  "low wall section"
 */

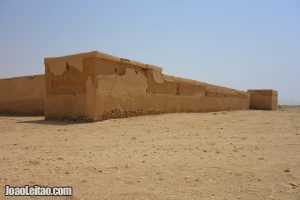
xmin=248 ymin=90 xmax=278 ymax=110
xmin=0 ymin=75 xmax=45 ymax=115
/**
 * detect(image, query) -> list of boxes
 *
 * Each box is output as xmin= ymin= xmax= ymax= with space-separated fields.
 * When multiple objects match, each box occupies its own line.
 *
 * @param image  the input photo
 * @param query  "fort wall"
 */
xmin=44 ymin=51 xmax=249 ymax=121
xmin=248 ymin=90 xmax=278 ymax=110
xmin=0 ymin=74 xmax=45 ymax=115
xmin=0 ymin=51 xmax=278 ymax=120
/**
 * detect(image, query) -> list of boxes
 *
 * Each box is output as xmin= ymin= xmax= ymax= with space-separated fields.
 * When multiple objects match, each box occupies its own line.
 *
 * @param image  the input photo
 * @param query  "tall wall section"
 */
xmin=45 ymin=51 xmax=249 ymax=121
xmin=0 ymin=75 xmax=45 ymax=115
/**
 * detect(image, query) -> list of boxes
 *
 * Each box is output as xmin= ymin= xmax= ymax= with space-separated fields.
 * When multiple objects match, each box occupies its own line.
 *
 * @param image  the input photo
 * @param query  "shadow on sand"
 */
xmin=16 ymin=119 xmax=77 ymax=126
xmin=0 ymin=114 xmax=92 ymax=125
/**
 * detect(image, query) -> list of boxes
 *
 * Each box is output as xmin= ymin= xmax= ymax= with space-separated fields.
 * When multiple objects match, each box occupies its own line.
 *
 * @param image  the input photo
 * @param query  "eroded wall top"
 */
xmin=44 ymin=51 xmax=163 ymax=76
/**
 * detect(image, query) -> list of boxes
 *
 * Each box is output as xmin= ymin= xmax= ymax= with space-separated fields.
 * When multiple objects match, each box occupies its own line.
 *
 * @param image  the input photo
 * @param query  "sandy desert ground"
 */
xmin=0 ymin=107 xmax=299 ymax=200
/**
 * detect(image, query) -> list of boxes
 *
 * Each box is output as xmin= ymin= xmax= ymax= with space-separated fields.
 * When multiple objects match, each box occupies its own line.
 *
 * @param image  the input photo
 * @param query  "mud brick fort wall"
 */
xmin=248 ymin=90 xmax=278 ymax=110
xmin=0 ymin=74 xmax=45 ymax=115
xmin=44 ymin=51 xmax=249 ymax=121
xmin=0 ymin=51 xmax=278 ymax=120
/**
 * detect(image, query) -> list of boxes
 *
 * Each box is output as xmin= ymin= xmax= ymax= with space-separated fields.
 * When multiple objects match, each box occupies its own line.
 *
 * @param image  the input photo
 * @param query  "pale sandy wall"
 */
xmin=94 ymin=68 xmax=248 ymax=121
xmin=0 ymin=52 xmax=277 ymax=119
xmin=0 ymin=75 xmax=45 ymax=115
xmin=248 ymin=90 xmax=278 ymax=110
xmin=44 ymin=51 xmax=249 ymax=121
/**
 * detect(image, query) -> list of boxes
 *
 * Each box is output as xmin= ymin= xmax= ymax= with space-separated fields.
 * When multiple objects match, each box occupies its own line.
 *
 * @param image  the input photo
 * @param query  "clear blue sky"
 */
xmin=0 ymin=0 xmax=299 ymax=103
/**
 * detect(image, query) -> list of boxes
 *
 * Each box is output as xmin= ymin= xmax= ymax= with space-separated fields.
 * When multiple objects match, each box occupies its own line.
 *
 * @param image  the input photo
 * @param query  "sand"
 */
xmin=0 ymin=107 xmax=299 ymax=200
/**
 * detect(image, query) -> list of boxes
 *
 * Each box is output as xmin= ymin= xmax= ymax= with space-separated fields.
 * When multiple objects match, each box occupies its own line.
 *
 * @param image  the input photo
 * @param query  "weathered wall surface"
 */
xmin=0 ymin=52 xmax=278 ymax=119
xmin=0 ymin=75 xmax=45 ymax=115
xmin=45 ymin=51 xmax=249 ymax=121
xmin=248 ymin=90 xmax=278 ymax=110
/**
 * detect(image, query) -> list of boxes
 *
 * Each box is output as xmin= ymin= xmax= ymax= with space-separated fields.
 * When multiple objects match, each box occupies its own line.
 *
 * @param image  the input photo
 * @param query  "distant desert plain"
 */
xmin=0 ymin=107 xmax=299 ymax=199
